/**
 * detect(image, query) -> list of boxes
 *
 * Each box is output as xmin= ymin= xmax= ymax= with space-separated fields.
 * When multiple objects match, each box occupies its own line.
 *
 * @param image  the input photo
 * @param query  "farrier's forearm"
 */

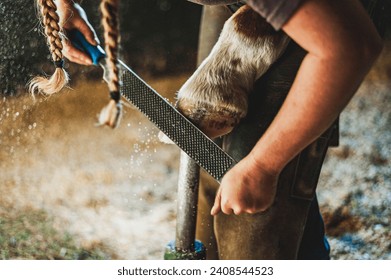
xmin=248 ymin=0 xmax=382 ymax=174
xmin=249 ymin=52 xmax=376 ymax=174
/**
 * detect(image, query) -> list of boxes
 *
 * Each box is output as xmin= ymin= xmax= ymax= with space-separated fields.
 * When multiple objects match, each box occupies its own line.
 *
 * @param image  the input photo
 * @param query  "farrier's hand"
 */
xmin=211 ymin=154 xmax=279 ymax=215
xmin=56 ymin=1 xmax=99 ymax=65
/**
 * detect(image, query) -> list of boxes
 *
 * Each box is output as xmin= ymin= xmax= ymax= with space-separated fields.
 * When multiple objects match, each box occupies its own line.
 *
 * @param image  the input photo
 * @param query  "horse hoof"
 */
xmin=176 ymin=5 xmax=289 ymax=139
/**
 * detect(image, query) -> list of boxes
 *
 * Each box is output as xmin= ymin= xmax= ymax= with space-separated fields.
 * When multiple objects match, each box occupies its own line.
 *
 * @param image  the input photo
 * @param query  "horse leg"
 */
xmin=193 ymin=5 xmax=230 ymax=260
xmin=176 ymin=5 xmax=289 ymax=139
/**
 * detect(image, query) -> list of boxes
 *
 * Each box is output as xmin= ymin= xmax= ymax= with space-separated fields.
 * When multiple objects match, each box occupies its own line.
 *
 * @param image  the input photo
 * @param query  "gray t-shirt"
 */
xmin=246 ymin=0 xmax=302 ymax=30
xmin=189 ymin=0 xmax=303 ymax=30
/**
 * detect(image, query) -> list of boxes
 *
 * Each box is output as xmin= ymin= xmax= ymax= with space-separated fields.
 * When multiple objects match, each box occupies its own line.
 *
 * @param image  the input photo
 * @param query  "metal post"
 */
xmin=164 ymin=153 xmax=205 ymax=259
xmin=164 ymin=6 xmax=229 ymax=260
xmin=175 ymin=152 xmax=200 ymax=252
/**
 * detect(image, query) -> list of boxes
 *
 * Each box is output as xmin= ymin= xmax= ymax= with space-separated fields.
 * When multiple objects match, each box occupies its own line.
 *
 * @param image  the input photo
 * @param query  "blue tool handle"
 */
xmin=68 ymin=29 xmax=106 ymax=65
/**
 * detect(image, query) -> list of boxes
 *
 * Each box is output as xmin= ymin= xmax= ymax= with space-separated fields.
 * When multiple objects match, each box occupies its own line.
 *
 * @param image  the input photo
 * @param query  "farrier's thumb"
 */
xmin=211 ymin=188 xmax=222 ymax=216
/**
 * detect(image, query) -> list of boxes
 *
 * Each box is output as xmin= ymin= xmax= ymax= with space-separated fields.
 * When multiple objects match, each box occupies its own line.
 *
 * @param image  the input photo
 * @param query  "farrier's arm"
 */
xmin=253 ymin=0 xmax=383 ymax=175
xmin=211 ymin=0 xmax=382 ymax=215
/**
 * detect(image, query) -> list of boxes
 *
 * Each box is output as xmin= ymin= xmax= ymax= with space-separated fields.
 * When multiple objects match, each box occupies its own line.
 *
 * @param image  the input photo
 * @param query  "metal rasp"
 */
xmin=69 ymin=30 xmax=237 ymax=182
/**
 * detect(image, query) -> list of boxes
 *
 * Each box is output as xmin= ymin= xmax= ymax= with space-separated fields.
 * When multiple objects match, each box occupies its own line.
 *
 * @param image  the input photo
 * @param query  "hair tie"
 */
xmin=54 ymin=59 xmax=64 ymax=68
xmin=110 ymin=91 xmax=120 ymax=102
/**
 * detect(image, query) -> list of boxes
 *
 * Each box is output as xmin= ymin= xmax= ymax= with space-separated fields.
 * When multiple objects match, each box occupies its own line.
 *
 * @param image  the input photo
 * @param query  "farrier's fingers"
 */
xmin=211 ymin=187 xmax=222 ymax=216
xmin=59 ymin=3 xmax=97 ymax=65
xmin=73 ymin=4 xmax=100 ymax=46
xmin=63 ymin=38 xmax=93 ymax=65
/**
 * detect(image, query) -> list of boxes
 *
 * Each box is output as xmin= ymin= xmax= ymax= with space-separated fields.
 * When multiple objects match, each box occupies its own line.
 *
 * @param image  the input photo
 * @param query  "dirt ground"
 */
xmin=0 ymin=44 xmax=390 ymax=260
xmin=317 ymin=42 xmax=391 ymax=260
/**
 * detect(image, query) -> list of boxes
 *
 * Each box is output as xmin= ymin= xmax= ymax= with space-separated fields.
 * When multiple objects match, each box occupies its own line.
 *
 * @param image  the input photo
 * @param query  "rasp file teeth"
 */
xmin=119 ymin=62 xmax=236 ymax=182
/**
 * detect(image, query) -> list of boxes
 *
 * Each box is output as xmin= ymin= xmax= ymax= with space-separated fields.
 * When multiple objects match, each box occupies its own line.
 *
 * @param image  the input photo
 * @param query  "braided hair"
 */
xmin=97 ymin=0 xmax=122 ymax=128
xmin=29 ymin=0 xmax=69 ymax=95
xmin=30 ymin=0 xmax=122 ymax=128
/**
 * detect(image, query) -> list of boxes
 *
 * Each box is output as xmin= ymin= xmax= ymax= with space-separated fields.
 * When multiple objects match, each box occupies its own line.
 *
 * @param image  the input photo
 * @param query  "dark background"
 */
xmin=0 ymin=0 xmax=202 ymax=95
xmin=1 ymin=0 xmax=390 ymax=95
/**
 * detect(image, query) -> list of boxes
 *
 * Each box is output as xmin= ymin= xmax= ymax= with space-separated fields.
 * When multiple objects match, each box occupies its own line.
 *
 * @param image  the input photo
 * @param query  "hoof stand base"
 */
xmin=164 ymin=240 xmax=206 ymax=260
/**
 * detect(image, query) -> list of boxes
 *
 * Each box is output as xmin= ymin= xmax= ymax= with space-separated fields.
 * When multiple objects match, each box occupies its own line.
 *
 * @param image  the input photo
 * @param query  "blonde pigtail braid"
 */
xmin=97 ymin=0 xmax=123 ymax=128
xmin=28 ymin=0 xmax=69 ymax=95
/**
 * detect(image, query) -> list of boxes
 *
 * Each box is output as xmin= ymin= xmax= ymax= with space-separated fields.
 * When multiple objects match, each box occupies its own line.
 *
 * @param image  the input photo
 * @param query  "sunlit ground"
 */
xmin=1 ymin=74 xmax=188 ymax=259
